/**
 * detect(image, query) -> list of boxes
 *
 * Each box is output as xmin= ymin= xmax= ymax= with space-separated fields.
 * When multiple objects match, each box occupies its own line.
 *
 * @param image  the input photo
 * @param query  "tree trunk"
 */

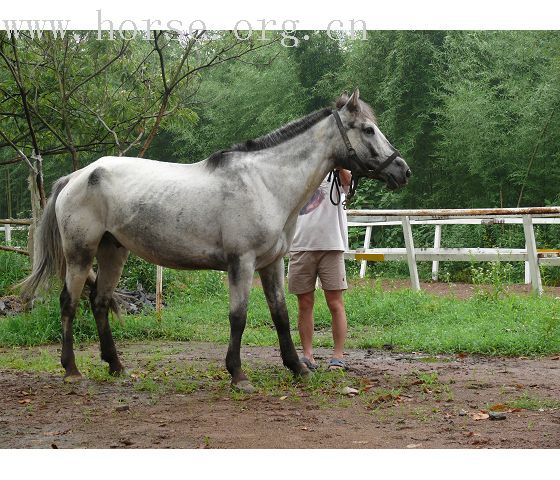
xmin=27 ymin=158 xmax=43 ymax=265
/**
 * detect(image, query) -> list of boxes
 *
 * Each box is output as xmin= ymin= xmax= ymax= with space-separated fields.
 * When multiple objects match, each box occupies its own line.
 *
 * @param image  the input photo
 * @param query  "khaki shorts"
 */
xmin=288 ymin=251 xmax=348 ymax=294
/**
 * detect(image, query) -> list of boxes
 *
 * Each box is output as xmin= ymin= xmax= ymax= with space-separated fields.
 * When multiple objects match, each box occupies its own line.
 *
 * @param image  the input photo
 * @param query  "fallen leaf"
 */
xmin=18 ymin=399 xmax=31 ymax=404
xmin=551 ymin=356 xmax=559 ymax=361
xmin=279 ymin=396 xmax=288 ymax=401
xmin=352 ymin=440 xmax=369 ymax=444
xmin=341 ymin=386 xmax=359 ymax=396
xmin=406 ymin=443 xmax=422 ymax=448
xmin=489 ymin=403 xmax=508 ymax=412
xmin=469 ymin=411 xmax=489 ymax=421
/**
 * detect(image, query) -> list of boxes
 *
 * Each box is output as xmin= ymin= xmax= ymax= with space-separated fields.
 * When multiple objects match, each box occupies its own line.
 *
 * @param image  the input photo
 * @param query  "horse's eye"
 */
xmin=363 ymin=126 xmax=375 ymax=135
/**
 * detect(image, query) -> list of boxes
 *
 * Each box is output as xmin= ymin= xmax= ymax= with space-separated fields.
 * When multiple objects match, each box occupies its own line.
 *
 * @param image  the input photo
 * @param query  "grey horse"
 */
xmin=20 ymin=89 xmax=411 ymax=392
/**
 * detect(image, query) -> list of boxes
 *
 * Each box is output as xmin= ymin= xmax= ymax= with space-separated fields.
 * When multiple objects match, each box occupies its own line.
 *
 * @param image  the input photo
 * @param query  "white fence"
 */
xmin=0 ymin=219 xmax=30 ymax=255
xmin=346 ymin=207 xmax=560 ymax=295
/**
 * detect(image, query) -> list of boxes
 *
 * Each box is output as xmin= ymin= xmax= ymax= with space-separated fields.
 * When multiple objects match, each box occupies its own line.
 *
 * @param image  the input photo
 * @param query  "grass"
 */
xmin=413 ymin=371 xmax=454 ymax=402
xmin=506 ymin=393 xmax=560 ymax=411
xmin=0 ymin=270 xmax=559 ymax=356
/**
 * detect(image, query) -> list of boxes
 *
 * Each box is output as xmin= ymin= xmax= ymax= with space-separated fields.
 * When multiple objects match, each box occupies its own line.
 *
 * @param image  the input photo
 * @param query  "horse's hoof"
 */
xmin=109 ymin=365 xmax=125 ymax=376
xmin=232 ymin=380 xmax=256 ymax=394
xmin=63 ymin=373 xmax=82 ymax=383
xmin=299 ymin=365 xmax=313 ymax=379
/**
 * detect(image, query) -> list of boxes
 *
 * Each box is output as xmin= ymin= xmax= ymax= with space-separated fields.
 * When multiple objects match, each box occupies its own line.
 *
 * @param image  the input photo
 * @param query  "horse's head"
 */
xmin=334 ymin=89 xmax=411 ymax=190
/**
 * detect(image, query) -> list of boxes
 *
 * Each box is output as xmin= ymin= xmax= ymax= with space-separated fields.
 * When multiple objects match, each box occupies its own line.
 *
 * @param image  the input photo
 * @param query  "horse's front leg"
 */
xmin=259 ymin=257 xmax=311 ymax=378
xmin=226 ymin=254 xmax=256 ymax=393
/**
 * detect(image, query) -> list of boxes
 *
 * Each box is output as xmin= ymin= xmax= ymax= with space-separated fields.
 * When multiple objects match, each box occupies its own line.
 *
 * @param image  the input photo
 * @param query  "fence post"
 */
xmin=156 ymin=266 xmax=163 ymax=317
xmin=5 ymin=223 xmax=11 ymax=245
xmin=522 ymin=215 xmax=543 ymax=295
xmin=524 ymin=262 xmax=531 ymax=284
xmin=402 ymin=216 xmax=421 ymax=291
xmin=431 ymin=224 xmax=442 ymax=281
xmin=359 ymin=225 xmax=372 ymax=279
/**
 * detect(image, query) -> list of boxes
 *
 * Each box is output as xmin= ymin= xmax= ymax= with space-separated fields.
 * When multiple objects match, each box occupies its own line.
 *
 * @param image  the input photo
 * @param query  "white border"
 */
xmin=0 ymin=450 xmax=558 ymax=480
xmin=1 ymin=0 xmax=560 ymax=30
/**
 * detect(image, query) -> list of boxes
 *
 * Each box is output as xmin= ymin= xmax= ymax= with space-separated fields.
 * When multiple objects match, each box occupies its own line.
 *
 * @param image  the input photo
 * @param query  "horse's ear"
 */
xmin=335 ymin=91 xmax=350 ymax=110
xmin=346 ymin=88 xmax=360 ymax=112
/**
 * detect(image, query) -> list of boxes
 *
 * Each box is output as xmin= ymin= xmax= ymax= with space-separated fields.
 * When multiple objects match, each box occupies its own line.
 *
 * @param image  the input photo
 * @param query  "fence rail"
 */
xmin=346 ymin=207 xmax=560 ymax=295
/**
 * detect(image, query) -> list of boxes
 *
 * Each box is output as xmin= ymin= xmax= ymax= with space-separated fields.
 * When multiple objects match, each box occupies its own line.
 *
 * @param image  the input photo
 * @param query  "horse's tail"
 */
xmin=18 ymin=176 xmax=70 ymax=302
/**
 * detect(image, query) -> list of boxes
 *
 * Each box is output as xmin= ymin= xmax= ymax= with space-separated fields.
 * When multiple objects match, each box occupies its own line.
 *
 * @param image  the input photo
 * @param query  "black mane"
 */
xmin=206 ymin=108 xmax=333 ymax=169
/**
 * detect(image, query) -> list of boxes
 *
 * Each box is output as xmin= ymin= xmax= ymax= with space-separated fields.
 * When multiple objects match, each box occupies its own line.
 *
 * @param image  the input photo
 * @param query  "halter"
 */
xmin=329 ymin=110 xmax=400 ymax=207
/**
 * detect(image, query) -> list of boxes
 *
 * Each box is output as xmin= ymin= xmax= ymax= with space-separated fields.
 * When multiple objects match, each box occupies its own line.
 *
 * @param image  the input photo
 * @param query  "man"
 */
xmin=288 ymin=169 xmax=352 ymax=371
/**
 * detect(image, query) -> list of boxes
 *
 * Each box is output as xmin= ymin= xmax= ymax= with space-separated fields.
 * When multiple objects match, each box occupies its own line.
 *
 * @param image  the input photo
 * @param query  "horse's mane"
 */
xmin=206 ymin=95 xmax=376 ymax=169
xmin=206 ymin=108 xmax=333 ymax=169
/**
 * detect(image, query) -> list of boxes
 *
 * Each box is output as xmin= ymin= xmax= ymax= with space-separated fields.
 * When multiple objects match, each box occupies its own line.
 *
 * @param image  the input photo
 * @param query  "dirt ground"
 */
xmin=0 ymin=341 xmax=558 ymax=449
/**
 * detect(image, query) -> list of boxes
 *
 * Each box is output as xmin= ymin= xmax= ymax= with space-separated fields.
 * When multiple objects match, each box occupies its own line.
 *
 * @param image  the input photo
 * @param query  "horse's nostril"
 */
xmin=405 ymin=169 xmax=412 ymax=178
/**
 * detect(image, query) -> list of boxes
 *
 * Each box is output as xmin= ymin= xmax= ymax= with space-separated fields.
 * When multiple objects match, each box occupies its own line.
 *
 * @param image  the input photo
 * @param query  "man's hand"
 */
xmin=337 ymin=169 xmax=352 ymax=187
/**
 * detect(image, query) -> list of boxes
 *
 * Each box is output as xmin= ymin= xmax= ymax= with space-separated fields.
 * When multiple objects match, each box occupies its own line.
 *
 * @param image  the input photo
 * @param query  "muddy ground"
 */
xmin=0 ymin=341 xmax=558 ymax=449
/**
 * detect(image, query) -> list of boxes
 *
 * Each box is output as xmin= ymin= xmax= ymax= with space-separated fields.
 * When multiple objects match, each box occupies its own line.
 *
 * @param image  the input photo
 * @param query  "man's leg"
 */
xmin=318 ymin=251 xmax=348 ymax=362
xmin=297 ymin=291 xmax=316 ymax=363
xmin=324 ymin=290 xmax=347 ymax=360
xmin=288 ymin=252 xmax=319 ymax=365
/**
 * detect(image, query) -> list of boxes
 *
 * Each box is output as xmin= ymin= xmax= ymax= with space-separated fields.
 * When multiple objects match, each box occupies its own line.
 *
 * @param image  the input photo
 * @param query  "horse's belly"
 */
xmin=112 ymin=224 xmax=227 ymax=271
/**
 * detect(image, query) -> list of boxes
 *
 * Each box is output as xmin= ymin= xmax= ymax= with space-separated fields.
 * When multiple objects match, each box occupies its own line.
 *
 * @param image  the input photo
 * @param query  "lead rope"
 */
xmin=328 ymin=170 xmax=342 ymax=206
xmin=328 ymin=169 xmax=360 ymax=209
xmin=345 ymin=174 xmax=360 ymax=208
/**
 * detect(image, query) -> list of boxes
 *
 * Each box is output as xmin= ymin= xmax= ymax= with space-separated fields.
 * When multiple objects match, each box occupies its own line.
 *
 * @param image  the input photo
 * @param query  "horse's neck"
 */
xmin=255 ymin=116 xmax=343 ymax=213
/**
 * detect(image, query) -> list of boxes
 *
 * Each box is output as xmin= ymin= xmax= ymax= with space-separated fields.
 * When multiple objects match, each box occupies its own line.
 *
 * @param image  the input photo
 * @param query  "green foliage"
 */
xmin=471 ymin=262 xmax=515 ymax=301
xmin=158 ymin=45 xmax=306 ymax=163
xmin=0 ymin=251 xmax=29 ymax=296
xmin=120 ymin=255 xmax=157 ymax=291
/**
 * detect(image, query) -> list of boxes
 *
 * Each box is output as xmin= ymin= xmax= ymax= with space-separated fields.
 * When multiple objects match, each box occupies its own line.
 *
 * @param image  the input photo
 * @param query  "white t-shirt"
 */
xmin=290 ymin=175 xmax=349 ymax=252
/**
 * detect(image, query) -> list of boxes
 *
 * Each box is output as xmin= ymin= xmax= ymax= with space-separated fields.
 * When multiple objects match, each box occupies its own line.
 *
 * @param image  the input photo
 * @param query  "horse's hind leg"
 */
xmin=60 ymin=261 xmax=93 ymax=382
xmin=259 ymin=257 xmax=310 ymax=378
xmin=90 ymin=233 xmax=129 ymax=375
